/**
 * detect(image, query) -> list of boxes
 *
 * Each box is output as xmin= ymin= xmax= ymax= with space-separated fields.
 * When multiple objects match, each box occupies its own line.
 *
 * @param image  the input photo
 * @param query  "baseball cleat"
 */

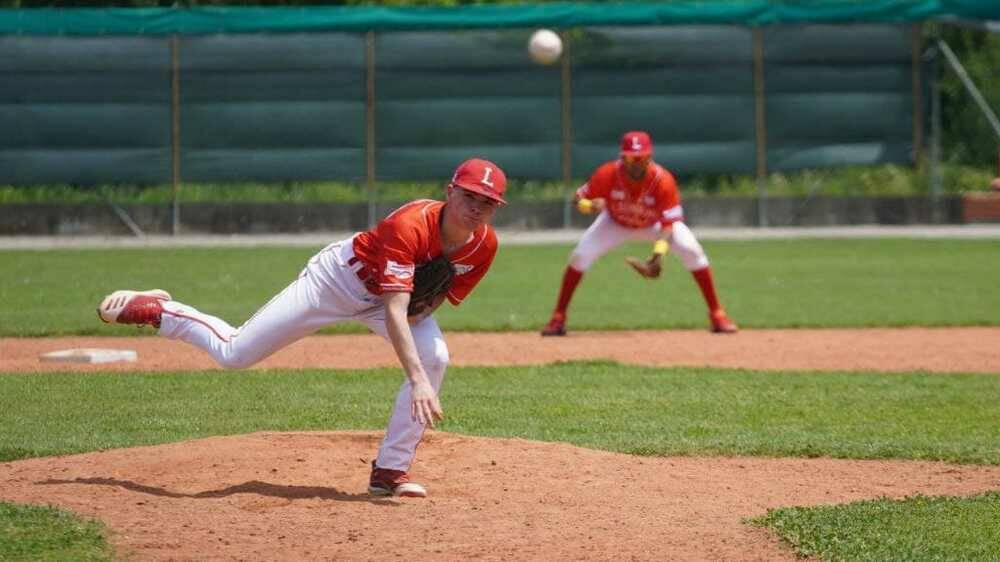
xmin=709 ymin=309 xmax=738 ymax=334
xmin=540 ymin=314 xmax=567 ymax=337
xmin=97 ymin=289 xmax=171 ymax=328
xmin=368 ymin=462 xmax=427 ymax=498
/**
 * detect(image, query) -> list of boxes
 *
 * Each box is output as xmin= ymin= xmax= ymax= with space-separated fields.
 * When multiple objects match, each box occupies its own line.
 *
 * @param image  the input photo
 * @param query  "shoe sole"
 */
xmin=368 ymin=482 xmax=427 ymax=498
xmin=97 ymin=289 xmax=172 ymax=324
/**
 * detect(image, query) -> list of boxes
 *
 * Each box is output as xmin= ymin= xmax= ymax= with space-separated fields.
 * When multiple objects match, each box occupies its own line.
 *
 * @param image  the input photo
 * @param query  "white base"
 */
xmin=39 ymin=348 xmax=138 ymax=364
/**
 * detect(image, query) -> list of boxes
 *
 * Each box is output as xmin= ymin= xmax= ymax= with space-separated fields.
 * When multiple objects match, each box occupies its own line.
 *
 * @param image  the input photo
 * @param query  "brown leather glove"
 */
xmin=624 ymin=255 xmax=662 ymax=279
xmin=407 ymin=255 xmax=455 ymax=316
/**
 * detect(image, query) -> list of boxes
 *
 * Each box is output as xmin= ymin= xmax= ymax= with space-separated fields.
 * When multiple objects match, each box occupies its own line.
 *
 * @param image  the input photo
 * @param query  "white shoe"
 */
xmin=97 ymin=289 xmax=172 ymax=326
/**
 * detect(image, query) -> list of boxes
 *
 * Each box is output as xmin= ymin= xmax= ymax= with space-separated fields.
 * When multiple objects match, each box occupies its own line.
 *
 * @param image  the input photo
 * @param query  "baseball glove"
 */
xmin=407 ymin=255 xmax=455 ymax=316
xmin=625 ymin=255 xmax=662 ymax=279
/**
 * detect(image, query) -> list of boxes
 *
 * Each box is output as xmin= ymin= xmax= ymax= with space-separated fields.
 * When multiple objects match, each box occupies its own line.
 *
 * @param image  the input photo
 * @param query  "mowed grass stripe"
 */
xmin=0 ymin=502 xmax=114 ymax=562
xmin=1 ymin=238 xmax=999 ymax=337
xmin=1 ymin=362 xmax=997 ymax=464
xmin=752 ymin=491 xmax=1000 ymax=562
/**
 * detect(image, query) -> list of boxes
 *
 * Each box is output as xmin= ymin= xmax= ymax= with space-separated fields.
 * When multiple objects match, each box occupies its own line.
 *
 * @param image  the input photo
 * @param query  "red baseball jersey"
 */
xmin=352 ymin=199 xmax=498 ymax=305
xmin=576 ymin=161 xmax=684 ymax=229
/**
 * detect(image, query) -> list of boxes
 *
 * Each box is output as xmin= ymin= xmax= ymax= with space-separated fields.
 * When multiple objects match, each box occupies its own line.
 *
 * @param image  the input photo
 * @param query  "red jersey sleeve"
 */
xmin=372 ymin=220 xmax=420 ymax=292
xmin=445 ymin=227 xmax=498 ymax=305
xmin=655 ymin=167 xmax=684 ymax=225
xmin=362 ymin=201 xmax=439 ymax=293
xmin=576 ymin=161 xmax=616 ymax=200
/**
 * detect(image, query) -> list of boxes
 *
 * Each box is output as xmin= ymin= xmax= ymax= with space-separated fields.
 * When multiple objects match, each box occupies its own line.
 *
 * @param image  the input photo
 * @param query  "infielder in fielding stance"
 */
xmin=542 ymin=131 xmax=738 ymax=336
xmin=97 ymin=158 xmax=507 ymax=498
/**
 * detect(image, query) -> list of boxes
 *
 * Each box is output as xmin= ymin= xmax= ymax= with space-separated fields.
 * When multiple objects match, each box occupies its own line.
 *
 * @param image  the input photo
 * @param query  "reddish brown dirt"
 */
xmin=3 ymin=327 xmax=1000 ymax=374
xmin=2 ymin=432 xmax=999 ymax=562
xmin=2 ymin=328 xmax=999 ymax=561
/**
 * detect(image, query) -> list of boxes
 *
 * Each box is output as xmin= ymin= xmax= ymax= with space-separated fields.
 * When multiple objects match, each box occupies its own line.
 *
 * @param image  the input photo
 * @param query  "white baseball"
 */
xmin=528 ymin=29 xmax=563 ymax=65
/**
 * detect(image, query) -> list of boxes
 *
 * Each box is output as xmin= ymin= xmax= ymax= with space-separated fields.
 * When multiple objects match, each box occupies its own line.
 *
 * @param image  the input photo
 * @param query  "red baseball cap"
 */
xmin=620 ymin=131 xmax=653 ymax=157
xmin=449 ymin=158 xmax=507 ymax=205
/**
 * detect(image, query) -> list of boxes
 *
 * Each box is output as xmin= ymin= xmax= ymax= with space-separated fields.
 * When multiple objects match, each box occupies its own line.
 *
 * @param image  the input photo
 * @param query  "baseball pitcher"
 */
xmin=97 ymin=158 xmax=507 ymax=498
xmin=541 ymin=131 xmax=738 ymax=336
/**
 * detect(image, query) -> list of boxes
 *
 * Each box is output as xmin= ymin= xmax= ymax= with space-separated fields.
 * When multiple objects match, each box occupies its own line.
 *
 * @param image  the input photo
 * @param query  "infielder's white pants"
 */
xmin=569 ymin=212 xmax=710 ymax=272
xmin=158 ymin=237 xmax=447 ymax=472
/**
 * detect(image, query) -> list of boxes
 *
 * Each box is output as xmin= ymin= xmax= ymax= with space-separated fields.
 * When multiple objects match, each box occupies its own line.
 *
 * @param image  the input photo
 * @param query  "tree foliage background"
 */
xmin=938 ymin=24 xmax=1000 ymax=168
xmin=1 ymin=0 xmax=997 ymax=169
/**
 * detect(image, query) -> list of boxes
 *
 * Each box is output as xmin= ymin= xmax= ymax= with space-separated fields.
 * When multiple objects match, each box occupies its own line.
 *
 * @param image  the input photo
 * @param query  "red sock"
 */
xmin=553 ymin=266 xmax=584 ymax=318
xmin=692 ymin=267 xmax=722 ymax=313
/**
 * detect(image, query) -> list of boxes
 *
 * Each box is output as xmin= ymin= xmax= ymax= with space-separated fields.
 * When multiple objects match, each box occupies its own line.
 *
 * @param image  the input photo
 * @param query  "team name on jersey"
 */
xmin=385 ymin=260 xmax=415 ymax=279
xmin=454 ymin=263 xmax=475 ymax=275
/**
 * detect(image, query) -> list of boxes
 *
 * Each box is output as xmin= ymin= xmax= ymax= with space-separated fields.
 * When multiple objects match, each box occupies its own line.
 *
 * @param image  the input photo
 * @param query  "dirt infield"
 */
xmin=3 ymin=432 xmax=1000 ymax=562
xmin=4 ymin=327 xmax=1000 ymax=374
xmin=2 ymin=328 xmax=999 ymax=561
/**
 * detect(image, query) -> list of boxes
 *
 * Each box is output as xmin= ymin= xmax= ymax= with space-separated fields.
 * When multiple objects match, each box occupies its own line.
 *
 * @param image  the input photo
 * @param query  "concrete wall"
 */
xmin=0 ymin=196 xmax=966 ymax=236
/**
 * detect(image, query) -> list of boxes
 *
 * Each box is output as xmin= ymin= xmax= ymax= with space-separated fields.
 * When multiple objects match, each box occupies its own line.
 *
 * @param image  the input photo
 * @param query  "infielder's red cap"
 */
xmin=620 ymin=131 xmax=653 ymax=157
xmin=450 ymin=158 xmax=507 ymax=205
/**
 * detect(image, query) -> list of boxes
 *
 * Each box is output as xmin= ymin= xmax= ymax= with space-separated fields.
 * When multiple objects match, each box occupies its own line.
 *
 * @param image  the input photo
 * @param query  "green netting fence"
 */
xmin=3 ymin=3 xmax=998 ymax=228
xmin=1 ymin=24 xmax=922 ymax=183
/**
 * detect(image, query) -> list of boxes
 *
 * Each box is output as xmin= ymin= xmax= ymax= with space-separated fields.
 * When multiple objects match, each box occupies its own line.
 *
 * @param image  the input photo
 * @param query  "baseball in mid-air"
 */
xmin=528 ymin=29 xmax=563 ymax=65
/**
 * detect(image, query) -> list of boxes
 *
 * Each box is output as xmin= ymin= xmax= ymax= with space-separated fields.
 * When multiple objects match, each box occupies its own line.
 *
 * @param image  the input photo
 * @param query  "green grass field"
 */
xmin=751 ymin=491 xmax=1000 ymax=562
xmin=1 ymin=363 xmax=999 ymax=561
xmin=2 ymin=363 xmax=999 ymax=465
xmin=2 ymin=238 xmax=999 ymax=336
xmin=0 ymin=502 xmax=113 ymax=562
xmin=1 ymin=238 xmax=999 ymax=561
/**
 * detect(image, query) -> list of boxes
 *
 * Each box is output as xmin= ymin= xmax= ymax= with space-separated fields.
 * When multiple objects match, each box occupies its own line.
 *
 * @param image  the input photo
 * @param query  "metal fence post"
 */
xmin=365 ymin=30 xmax=377 ymax=229
xmin=911 ymin=23 xmax=925 ymax=170
xmin=560 ymin=29 xmax=573 ymax=230
xmin=930 ymin=45 xmax=943 ymax=223
xmin=170 ymin=34 xmax=181 ymax=235
xmin=752 ymin=27 xmax=768 ymax=227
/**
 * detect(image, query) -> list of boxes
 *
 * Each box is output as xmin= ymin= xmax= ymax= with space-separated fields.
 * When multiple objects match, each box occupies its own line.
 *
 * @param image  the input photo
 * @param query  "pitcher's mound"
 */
xmin=2 ymin=431 xmax=999 ymax=562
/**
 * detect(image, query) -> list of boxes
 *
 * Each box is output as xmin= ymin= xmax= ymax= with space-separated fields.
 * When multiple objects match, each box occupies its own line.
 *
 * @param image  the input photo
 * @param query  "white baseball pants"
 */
xmin=569 ymin=211 xmax=710 ymax=272
xmin=158 ymin=237 xmax=448 ymax=472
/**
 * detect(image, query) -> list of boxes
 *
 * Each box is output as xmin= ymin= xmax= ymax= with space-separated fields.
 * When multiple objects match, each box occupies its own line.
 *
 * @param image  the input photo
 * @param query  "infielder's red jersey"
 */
xmin=353 ymin=199 xmax=498 ymax=305
xmin=576 ymin=161 xmax=684 ymax=229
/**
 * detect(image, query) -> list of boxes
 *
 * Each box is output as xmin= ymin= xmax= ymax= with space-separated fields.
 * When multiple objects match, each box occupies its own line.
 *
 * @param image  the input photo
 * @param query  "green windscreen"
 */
xmin=1 ymin=3 xmax=997 ymax=35
xmin=0 ymin=22 xmax=924 ymax=186
xmin=374 ymin=29 xmax=561 ymax=182
xmin=178 ymin=33 xmax=365 ymax=183
xmin=570 ymin=25 xmax=756 ymax=176
xmin=764 ymin=24 xmax=915 ymax=171
xmin=0 ymin=36 xmax=171 ymax=185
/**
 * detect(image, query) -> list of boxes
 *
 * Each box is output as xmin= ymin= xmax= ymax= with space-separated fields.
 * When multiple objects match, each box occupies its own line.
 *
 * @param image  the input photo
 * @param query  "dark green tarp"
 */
xmin=0 ymin=24 xmax=921 ymax=184
xmin=1 ymin=1 xmax=999 ymax=36
xmin=0 ymin=36 xmax=172 ymax=184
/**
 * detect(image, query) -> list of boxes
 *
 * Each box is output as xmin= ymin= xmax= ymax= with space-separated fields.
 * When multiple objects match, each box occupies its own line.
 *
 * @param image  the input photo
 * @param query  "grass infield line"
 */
xmin=2 ymin=238 xmax=999 ymax=337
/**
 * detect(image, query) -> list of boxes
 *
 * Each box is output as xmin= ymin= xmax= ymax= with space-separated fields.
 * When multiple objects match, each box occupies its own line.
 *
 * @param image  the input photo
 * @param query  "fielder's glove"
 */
xmin=407 ymin=255 xmax=455 ymax=317
xmin=624 ymin=255 xmax=662 ymax=279
xmin=625 ymin=239 xmax=668 ymax=279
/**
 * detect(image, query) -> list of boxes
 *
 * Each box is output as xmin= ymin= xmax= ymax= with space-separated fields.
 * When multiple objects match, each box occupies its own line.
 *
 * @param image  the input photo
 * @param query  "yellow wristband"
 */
xmin=577 ymin=198 xmax=594 ymax=214
xmin=653 ymin=239 xmax=670 ymax=256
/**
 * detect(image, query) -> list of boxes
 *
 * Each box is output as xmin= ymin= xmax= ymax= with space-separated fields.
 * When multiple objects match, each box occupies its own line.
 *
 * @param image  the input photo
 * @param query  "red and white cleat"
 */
xmin=368 ymin=461 xmax=427 ymax=498
xmin=709 ymin=309 xmax=738 ymax=334
xmin=97 ymin=289 xmax=171 ymax=328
